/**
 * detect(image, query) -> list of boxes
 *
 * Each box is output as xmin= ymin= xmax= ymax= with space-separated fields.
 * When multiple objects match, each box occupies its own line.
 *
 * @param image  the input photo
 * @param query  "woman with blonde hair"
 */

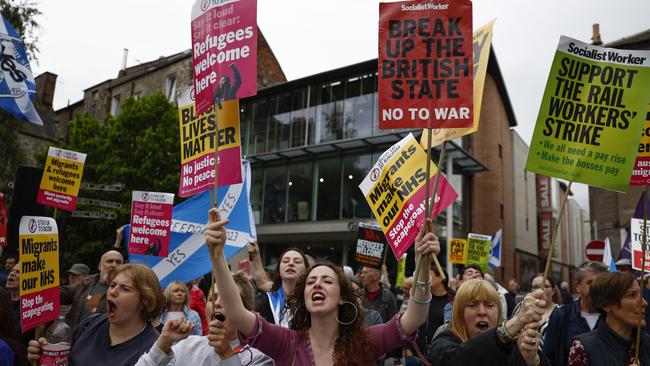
xmin=206 ymin=210 xmax=439 ymax=365
xmin=428 ymin=279 xmax=549 ymax=366
xmin=28 ymin=263 xmax=164 ymax=366
xmin=161 ymin=280 xmax=203 ymax=335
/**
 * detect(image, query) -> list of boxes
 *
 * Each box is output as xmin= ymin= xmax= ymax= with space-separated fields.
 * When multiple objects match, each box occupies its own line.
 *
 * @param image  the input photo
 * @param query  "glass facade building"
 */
xmin=239 ymin=60 xmax=483 ymax=265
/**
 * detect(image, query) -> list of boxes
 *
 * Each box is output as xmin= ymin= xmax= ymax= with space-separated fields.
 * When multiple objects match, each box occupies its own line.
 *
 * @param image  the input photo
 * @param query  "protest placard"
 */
xmin=466 ymin=233 xmax=491 ymax=272
xmin=526 ymin=36 xmax=650 ymax=192
xmin=37 ymin=147 xmax=86 ymax=211
xmin=0 ymin=193 xmax=6 ymax=247
xmin=378 ymin=0 xmax=473 ymax=130
xmin=178 ymin=88 xmax=242 ymax=197
xmin=448 ymin=238 xmax=467 ymax=264
xmin=421 ymin=20 xmax=495 ymax=146
xmin=630 ymin=105 xmax=650 ymax=186
xmin=19 ymin=216 xmax=59 ymax=332
xmin=359 ymin=133 xmax=458 ymax=259
xmin=191 ymin=0 xmax=257 ymax=116
xmin=630 ymin=218 xmax=650 ymax=272
xmin=355 ymin=222 xmax=388 ymax=270
xmin=128 ymin=191 xmax=174 ymax=257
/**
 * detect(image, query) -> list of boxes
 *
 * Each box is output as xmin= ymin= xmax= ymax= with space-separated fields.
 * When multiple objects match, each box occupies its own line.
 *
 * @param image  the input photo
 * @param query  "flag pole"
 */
xmin=210 ymin=95 xmax=222 ymax=321
xmin=542 ymin=181 xmax=572 ymax=286
xmin=634 ymin=187 xmax=648 ymax=363
xmin=414 ymin=130 xmax=446 ymax=285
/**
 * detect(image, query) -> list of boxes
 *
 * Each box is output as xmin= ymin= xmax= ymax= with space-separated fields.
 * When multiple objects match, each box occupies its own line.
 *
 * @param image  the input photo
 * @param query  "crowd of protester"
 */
xmin=0 ymin=217 xmax=649 ymax=366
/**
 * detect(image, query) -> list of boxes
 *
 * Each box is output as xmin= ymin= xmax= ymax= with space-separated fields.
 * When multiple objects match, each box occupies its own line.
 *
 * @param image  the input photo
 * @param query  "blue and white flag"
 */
xmin=488 ymin=229 xmax=502 ymax=269
xmin=603 ymin=238 xmax=616 ymax=272
xmin=128 ymin=160 xmax=256 ymax=286
xmin=0 ymin=15 xmax=41 ymax=125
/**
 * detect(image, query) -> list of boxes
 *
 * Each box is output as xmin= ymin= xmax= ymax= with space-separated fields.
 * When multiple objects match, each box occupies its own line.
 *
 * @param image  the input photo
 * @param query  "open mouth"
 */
xmin=107 ymin=299 xmax=117 ymax=316
xmin=311 ymin=292 xmax=326 ymax=304
xmin=475 ymin=321 xmax=489 ymax=331
xmin=214 ymin=312 xmax=226 ymax=322
xmin=286 ymin=269 xmax=296 ymax=274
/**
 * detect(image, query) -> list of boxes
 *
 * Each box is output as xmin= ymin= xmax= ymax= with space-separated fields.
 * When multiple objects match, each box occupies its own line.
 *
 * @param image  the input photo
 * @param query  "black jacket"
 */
xmin=576 ymin=320 xmax=650 ymax=366
xmin=428 ymin=328 xmax=549 ymax=366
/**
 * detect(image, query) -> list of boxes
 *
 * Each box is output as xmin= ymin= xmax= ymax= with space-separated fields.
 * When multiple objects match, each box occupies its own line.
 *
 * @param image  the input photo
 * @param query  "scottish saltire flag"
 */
xmin=603 ymin=238 xmax=616 ymax=272
xmin=488 ymin=228 xmax=502 ymax=269
xmin=128 ymin=160 xmax=256 ymax=286
xmin=0 ymin=15 xmax=41 ymax=125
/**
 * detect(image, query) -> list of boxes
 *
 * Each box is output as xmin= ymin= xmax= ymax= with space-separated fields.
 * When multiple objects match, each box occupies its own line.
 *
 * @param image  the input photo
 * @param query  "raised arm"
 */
xmin=247 ymin=241 xmax=273 ymax=292
xmin=400 ymin=222 xmax=439 ymax=334
xmin=205 ymin=208 xmax=257 ymax=336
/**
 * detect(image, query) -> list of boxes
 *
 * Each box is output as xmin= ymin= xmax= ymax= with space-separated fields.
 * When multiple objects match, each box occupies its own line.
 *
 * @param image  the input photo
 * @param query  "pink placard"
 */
xmin=128 ymin=191 xmax=174 ymax=257
xmin=191 ymin=0 xmax=258 ymax=116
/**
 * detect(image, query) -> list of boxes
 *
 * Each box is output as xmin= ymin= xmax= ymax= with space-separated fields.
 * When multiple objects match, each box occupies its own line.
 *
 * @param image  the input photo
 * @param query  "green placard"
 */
xmin=526 ymin=36 xmax=650 ymax=192
xmin=466 ymin=233 xmax=491 ymax=273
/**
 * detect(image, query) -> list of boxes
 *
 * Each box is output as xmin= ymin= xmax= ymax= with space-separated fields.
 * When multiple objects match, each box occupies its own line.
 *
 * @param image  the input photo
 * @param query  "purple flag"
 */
xmin=618 ymin=191 xmax=650 ymax=260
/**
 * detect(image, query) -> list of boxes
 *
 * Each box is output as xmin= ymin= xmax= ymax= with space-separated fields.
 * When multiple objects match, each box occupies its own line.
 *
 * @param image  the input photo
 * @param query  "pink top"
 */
xmin=240 ymin=312 xmax=416 ymax=365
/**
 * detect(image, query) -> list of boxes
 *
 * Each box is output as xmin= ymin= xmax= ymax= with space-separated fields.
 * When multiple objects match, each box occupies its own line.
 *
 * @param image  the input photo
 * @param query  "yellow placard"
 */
xmin=421 ymin=20 xmax=495 ymax=147
xmin=39 ymin=151 xmax=85 ymax=196
xmin=19 ymin=218 xmax=59 ymax=296
xmin=448 ymin=238 xmax=468 ymax=264
xmin=178 ymin=97 xmax=241 ymax=165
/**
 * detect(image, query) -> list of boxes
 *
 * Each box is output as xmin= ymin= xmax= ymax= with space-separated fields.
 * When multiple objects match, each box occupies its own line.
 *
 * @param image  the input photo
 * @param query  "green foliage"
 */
xmin=0 ymin=0 xmax=41 ymax=61
xmin=0 ymin=110 xmax=26 ymax=193
xmin=58 ymin=93 xmax=180 ymax=271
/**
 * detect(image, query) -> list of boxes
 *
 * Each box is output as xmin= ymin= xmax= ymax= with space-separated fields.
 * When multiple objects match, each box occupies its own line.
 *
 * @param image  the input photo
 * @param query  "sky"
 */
xmin=29 ymin=0 xmax=650 ymax=210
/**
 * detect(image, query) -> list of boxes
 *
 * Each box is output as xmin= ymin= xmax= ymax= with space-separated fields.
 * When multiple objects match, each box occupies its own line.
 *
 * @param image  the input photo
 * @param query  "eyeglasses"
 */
xmin=531 ymin=284 xmax=552 ymax=290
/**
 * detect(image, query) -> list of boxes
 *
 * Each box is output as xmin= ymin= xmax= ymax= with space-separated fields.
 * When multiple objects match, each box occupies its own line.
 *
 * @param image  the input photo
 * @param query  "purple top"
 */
xmin=240 ymin=312 xmax=416 ymax=365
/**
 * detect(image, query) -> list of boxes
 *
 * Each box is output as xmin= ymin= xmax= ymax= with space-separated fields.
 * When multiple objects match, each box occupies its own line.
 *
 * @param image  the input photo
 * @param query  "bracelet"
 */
xmin=496 ymin=320 xmax=517 ymax=342
xmin=415 ymin=280 xmax=431 ymax=292
xmin=409 ymin=289 xmax=432 ymax=304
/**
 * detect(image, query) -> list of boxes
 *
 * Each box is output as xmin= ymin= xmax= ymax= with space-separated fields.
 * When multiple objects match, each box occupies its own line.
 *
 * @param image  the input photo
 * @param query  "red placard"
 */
xmin=378 ymin=0 xmax=473 ymax=130
xmin=128 ymin=191 xmax=174 ymax=257
xmin=191 ymin=0 xmax=258 ymax=116
xmin=0 ymin=193 xmax=6 ymax=247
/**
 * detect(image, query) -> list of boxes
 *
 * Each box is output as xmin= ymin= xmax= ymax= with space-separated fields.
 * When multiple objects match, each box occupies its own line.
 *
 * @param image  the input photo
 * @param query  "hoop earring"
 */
xmin=335 ymin=301 xmax=358 ymax=325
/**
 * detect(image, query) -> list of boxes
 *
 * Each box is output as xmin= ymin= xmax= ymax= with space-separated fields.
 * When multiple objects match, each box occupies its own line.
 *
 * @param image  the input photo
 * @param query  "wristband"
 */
xmin=409 ymin=289 xmax=432 ymax=304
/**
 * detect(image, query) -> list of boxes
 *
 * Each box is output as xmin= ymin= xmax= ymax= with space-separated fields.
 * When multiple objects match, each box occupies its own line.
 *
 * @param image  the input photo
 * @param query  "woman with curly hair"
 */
xmin=205 ymin=208 xmax=439 ymax=365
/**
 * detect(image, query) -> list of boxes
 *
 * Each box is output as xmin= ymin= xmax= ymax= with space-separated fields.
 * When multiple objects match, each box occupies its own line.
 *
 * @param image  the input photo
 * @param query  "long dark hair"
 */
xmin=271 ymin=247 xmax=310 ymax=292
xmin=0 ymin=287 xmax=29 ymax=366
xmin=287 ymin=262 xmax=372 ymax=365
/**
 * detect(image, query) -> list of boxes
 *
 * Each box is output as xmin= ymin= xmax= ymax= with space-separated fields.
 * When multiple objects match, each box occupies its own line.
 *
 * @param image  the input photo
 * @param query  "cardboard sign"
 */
xmin=630 ymin=218 xmax=650 ymax=272
xmin=178 ymin=88 xmax=243 ymax=196
xmin=359 ymin=133 xmax=458 ymax=259
xmin=526 ymin=36 xmax=650 ymax=192
xmin=355 ymin=222 xmax=388 ymax=270
xmin=448 ymin=238 xmax=467 ymax=264
xmin=466 ymin=233 xmax=491 ymax=272
xmin=37 ymin=147 xmax=86 ymax=211
xmin=0 ymin=193 xmax=6 ymax=247
xmin=19 ymin=216 xmax=60 ymax=332
xmin=420 ymin=20 xmax=495 ymax=146
xmin=191 ymin=0 xmax=257 ymax=115
xmin=630 ymin=105 xmax=650 ymax=185
xmin=128 ymin=191 xmax=174 ymax=257
xmin=378 ymin=0 xmax=473 ymax=130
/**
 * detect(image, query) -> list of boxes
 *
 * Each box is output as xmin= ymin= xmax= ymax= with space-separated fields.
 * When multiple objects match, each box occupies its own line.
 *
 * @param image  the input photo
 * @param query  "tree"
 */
xmin=0 ymin=110 xmax=26 ymax=191
xmin=57 ymin=93 xmax=180 ymax=272
xmin=0 ymin=0 xmax=41 ymax=61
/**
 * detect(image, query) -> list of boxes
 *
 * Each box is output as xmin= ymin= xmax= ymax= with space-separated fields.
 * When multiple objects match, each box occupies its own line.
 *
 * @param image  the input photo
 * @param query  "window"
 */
xmin=263 ymin=166 xmax=287 ymax=224
xmin=498 ymin=144 xmax=503 ymax=159
xmin=110 ymin=95 xmax=121 ymax=116
xmin=250 ymin=167 xmax=263 ymax=224
xmin=290 ymin=88 xmax=309 ymax=148
xmin=316 ymin=80 xmax=344 ymax=143
xmin=165 ymin=75 xmax=177 ymax=101
xmin=343 ymin=73 xmax=374 ymax=139
xmin=287 ymin=162 xmax=313 ymax=222
xmin=268 ymin=93 xmax=292 ymax=151
xmin=249 ymin=100 xmax=269 ymax=154
xmin=315 ymin=157 xmax=341 ymax=220
xmin=342 ymin=154 xmax=372 ymax=219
